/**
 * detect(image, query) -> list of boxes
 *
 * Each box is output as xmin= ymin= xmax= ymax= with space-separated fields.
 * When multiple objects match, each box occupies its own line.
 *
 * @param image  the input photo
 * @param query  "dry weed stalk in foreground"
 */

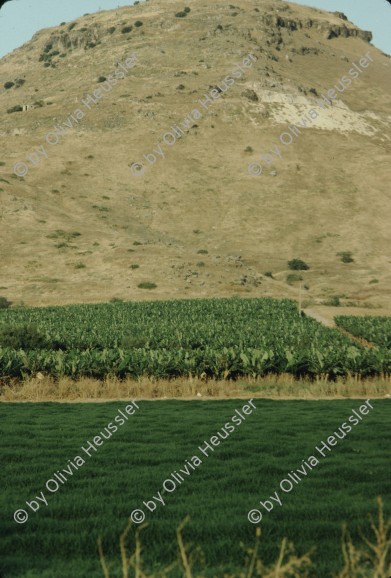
xmin=98 ymin=515 xmax=312 ymax=578
xmin=335 ymin=497 xmax=391 ymax=578
xmin=98 ymin=498 xmax=390 ymax=578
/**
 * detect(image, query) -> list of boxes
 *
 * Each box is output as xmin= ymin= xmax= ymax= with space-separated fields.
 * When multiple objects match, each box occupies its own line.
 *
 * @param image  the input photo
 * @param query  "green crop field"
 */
xmin=0 ymin=298 xmax=390 ymax=379
xmin=1 ymin=400 xmax=390 ymax=577
xmin=336 ymin=315 xmax=391 ymax=348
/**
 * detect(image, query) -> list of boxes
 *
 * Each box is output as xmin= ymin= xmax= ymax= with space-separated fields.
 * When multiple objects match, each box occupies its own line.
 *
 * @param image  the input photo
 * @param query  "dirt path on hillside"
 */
xmin=304 ymin=308 xmax=376 ymax=348
xmin=305 ymin=309 xmax=336 ymax=328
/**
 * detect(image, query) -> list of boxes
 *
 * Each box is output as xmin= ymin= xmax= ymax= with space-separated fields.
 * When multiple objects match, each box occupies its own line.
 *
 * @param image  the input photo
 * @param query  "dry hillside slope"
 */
xmin=0 ymin=0 xmax=390 ymax=307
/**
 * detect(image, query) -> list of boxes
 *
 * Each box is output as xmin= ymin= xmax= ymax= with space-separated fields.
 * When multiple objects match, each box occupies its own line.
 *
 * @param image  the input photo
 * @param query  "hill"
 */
xmin=0 ymin=0 xmax=390 ymax=308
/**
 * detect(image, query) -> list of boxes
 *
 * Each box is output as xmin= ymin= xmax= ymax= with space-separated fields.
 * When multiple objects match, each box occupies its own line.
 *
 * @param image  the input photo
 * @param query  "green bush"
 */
xmin=324 ymin=295 xmax=340 ymax=307
xmin=0 ymin=324 xmax=48 ymax=350
xmin=175 ymin=11 xmax=188 ymax=18
xmin=0 ymin=297 xmax=12 ymax=309
xmin=184 ymin=7 xmax=191 ymax=12
xmin=4 ymin=81 xmax=14 ymax=89
xmin=134 ymin=20 xmax=143 ymax=27
xmin=130 ymin=264 xmax=140 ymax=269
xmin=108 ymin=26 xmax=116 ymax=34
xmin=197 ymin=249 xmax=208 ymax=255
xmin=97 ymin=76 xmax=107 ymax=83
xmin=337 ymin=251 xmax=354 ymax=263
xmin=122 ymin=26 xmax=133 ymax=33
xmin=7 ymin=105 xmax=23 ymax=114
xmin=138 ymin=282 xmax=157 ymax=289
xmin=288 ymin=258 xmax=309 ymax=271
xmin=286 ymin=273 xmax=303 ymax=285
xmin=263 ymin=271 xmax=274 ymax=278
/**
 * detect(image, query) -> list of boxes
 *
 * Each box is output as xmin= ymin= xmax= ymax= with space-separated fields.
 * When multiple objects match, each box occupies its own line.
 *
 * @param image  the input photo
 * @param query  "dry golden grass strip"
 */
xmin=1 ymin=374 xmax=391 ymax=402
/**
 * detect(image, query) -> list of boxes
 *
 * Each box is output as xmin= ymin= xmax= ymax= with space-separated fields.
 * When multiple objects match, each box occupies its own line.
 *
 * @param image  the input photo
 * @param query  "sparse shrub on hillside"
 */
xmin=97 ymin=76 xmax=107 ymax=83
xmin=175 ymin=11 xmax=188 ymax=17
xmin=16 ymin=71 xmax=29 ymax=86
xmin=242 ymin=88 xmax=258 ymax=102
xmin=6 ymin=105 xmax=23 ymax=114
xmin=121 ymin=26 xmax=133 ymax=33
xmin=4 ymin=81 xmax=14 ymax=89
xmin=288 ymin=258 xmax=309 ymax=271
xmin=46 ymin=230 xmax=81 ymax=242
xmin=369 ymin=279 xmax=379 ymax=284
xmin=108 ymin=26 xmax=116 ymax=34
xmin=130 ymin=264 xmax=140 ymax=269
xmin=138 ymin=282 xmax=157 ymax=289
xmin=184 ymin=7 xmax=191 ymax=12
xmin=0 ymin=324 xmax=48 ymax=350
xmin=245 ymin=146 xmax=253 ymax=153
xmin=337 ymin=251 xmax=354 ymax=263
xmin=0 ymin=297 xmax=12 ymax=309
xmin=134 ymin=20 xmax=143 ymax=27
xmin=287 ymin=273 xmax=303 ymax=285
xmin=197 ymin=249 xmax=208 ymax=255
xmin=324 ymin=295 xmax=341 ymax=306
xmin=68 ymin=23 xmax=77 ymax=31
xmin=264 ymin=271 xmax=274 ymax=278
xmin=133 ymin=241 xmax=143 ymax=246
